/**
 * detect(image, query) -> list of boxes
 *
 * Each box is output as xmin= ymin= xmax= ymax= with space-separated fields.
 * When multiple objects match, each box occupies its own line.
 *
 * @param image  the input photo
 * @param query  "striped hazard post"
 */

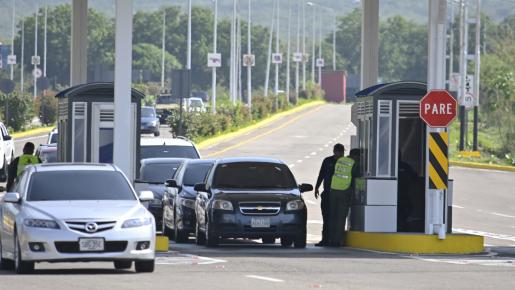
xmin=428 ymin=131 xmax=449 ymax=189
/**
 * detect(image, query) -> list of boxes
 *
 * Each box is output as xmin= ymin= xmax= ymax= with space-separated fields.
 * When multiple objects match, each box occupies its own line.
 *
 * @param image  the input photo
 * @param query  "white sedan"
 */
xmin=0 ymin=163 xmax=156 ymax=274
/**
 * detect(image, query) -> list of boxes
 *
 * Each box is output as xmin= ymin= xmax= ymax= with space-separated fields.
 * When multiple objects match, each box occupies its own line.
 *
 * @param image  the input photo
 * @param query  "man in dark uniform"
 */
xmin=314 ymin=143 xmax=345 ymax=247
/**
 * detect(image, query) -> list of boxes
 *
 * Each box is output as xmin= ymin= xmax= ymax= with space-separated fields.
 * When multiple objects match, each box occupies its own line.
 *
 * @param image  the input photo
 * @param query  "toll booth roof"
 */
xmin=55 ymin=82 xmax=144 ymax=100
xmin=355 ymin=81 xmax=427 ymax=98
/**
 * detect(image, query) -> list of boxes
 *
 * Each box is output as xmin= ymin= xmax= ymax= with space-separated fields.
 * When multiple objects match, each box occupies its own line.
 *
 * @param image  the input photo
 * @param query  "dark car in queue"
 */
xmin=194 ymin=157 xmax=313 ymax=248
xmin=162 ymin=159 xmax=216 ymax=243
xmin=134 ymin=158 xmax=185 ymax=230
xmin=35 ymin=144 xmax=57 ymax=163
xmin=141 ymin=106 xmax=160 ymax=137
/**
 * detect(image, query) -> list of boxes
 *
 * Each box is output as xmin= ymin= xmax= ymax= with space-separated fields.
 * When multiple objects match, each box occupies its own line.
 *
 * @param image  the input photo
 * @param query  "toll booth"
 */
xmin=350 ymin=81 xmax=453 ymax=233
xmin=56 ymin=82 xmax=143 ymax=177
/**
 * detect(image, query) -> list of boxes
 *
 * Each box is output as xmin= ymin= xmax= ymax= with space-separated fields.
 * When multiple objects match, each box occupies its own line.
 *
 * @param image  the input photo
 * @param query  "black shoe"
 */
xmin=315 ymin=241 xmax=328 ymax=247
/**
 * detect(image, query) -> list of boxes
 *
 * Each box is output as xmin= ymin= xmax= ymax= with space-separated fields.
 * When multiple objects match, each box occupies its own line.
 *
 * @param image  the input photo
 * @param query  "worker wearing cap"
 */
xmin=7 ymin=142 xmax=41 ymax=191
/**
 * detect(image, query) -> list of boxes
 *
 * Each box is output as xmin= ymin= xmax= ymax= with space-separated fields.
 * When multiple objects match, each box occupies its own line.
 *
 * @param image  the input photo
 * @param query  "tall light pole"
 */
xmin=187 ymin=0 xmax=192 ymax=70
xmin=43 ymin=1 xmax=48 ymax=77
xmin=10 ymin=0 xmax=16 ymax=81
xmin=472 ymin=0 xmax=481 ymax=151
xmin=33 ymin=6 xmax=39 ymax=99
xmin=211 ymin=0 xmax=218 ymax=113
xmin=237 ymin=7 xmax=242 ymax=101
xmin=161 ymin=12 xmax=166 ymax=90
xmin=263 ymin=0 xmax=276 ymax=97
xmin=20 ymin=19 xmax=24 ymax=93
xmin=246 ymin=0 xmax=252 ymax=109
xmin=285 ymin=0 xmax=291 ymax=105
xmin=318 ymin=6 xmax=322 ymax=85
xmin=458 ymin=0 xmax=468 ymax=151
xmin=302 ymin=0 xmax=306 ymax=90
xmin=274 ymin=0 xmax=280 ymax=97
xmin=230 ymin=0 xmax=237 ymax=104
xmin=295 ymin=0 xmax=300 ymax=103
xmin=332 ymin=14 xmax=336 ymax=71
xmin=310 ymin=3 xmax=315 ymax=84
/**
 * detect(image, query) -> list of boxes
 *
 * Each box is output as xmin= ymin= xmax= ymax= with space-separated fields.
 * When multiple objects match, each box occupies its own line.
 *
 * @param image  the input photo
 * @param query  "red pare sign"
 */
xmin=419 ymin=90 xmax=457 ymax=127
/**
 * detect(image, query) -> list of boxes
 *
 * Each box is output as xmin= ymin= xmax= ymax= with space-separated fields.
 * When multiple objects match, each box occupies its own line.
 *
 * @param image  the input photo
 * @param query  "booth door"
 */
xmin=91 ymin=102 xmax=137 ymax=178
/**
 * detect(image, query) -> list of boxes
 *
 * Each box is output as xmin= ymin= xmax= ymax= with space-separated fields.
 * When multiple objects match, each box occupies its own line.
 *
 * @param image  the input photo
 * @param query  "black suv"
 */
xmin=163 ymin=159 xmax=216 ymax=243
xmin=194 ymin=157 xmax=313 ymax=248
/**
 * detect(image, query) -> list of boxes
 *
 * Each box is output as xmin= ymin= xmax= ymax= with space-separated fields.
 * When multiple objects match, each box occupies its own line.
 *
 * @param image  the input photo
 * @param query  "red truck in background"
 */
xmin=321 ymin=71 xmax=347 ymax=103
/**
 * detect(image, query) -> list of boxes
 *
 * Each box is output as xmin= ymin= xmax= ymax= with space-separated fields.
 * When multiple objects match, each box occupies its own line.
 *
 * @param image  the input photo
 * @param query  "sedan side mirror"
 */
xmin=3 ymin=135 xmax=12 ymax=141
xmin=299 ymin=183 xmax=314 ymax=193
xmin=138 ymin=190 xmax=154 ymax=202
xmin=194 ymin=183 xmax=207 ymax=193
xmin=4 ymin=192 xmax=21 ymax=203
xmin=166 ymin=179 xmax=178 ymax=188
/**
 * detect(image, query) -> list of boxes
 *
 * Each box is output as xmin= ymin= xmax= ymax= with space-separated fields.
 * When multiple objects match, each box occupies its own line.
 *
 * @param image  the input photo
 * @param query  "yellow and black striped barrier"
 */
xmin=429 ymin=131 xmax=448 ymax=190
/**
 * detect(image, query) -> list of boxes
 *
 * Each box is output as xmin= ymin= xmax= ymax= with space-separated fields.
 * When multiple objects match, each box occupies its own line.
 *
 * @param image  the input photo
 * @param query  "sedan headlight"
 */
xmin=286 ymin=200 xmax=305 ymax=211
xmin=24 ymin=219 xmax=60 ymax=229
xmin=122 ymin=217 xmax=152 ymax=228
xmin=178 ymin=197 xmax=195 ymax=209
xmin=212 ymin=200 xmax=234 ymax=211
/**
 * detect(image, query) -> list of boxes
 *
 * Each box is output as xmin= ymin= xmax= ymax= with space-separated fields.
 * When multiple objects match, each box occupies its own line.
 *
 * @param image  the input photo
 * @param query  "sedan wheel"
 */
xmin=0 ymin=238 xmax=13 ymax=270
xmin=135 ymin=260 xmax=155 ymax=273
xmin=262 ymin=237 xmax=276 ymax=244
xmin=280 ymin=237 xmax=293 ymax=247
xmin=293 ymin=232 xmax=307 ymax=249
xmin=14 ymin=232 xmax=34 ymax=274
xmin=114 ymin=261 xmax=132 ymax=270
xmin=174 ymin=223 xmax=189 ymax=244
xmin=195 ymin=222 xmax=206 ymax=245
xmin=162 ymin=215 xmax=173 ymax=239
xmin=205 ymin=222 xmax=219 ymax=247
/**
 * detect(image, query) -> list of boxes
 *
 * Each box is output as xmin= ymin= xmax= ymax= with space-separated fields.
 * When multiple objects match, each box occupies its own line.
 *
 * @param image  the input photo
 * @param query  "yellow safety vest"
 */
xmin=331 ymin=156 xmax=355 ymax=191
xmin=17 ymin=154 xmax=40 ymax=176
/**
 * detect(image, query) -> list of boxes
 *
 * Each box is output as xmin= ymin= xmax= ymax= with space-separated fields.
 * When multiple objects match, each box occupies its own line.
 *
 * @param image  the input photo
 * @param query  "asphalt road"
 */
xmin=5 ymin=103 xmax=515 ymax=289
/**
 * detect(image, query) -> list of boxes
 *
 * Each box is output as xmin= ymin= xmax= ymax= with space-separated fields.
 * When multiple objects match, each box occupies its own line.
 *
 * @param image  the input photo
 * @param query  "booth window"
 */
xmin=72 ymin=102 xmax=87 ymax=162
xmin=377 ymin=100 xmax=392 ymax=176
xmin=358 ymin=101 xmax=373 ymax=177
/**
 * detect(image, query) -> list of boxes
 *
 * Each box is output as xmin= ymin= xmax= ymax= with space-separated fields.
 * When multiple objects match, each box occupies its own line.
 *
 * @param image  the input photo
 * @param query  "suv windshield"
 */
xmin=27 ymin=171 xmax=136 ymax=201
xmin=142 ymin=107 xmax=156 ymax=118
xmin=156 ymin=96 xmax=180 ymax=105
xmin=212 ymin=162 xmax=296 ymax=190
xmin=141 ymin=145 xmax=199 ymax=159
xmin=141 ymin=162 xmax=181 ymax=183
xmin=183 ymin=163 xmax=213 ymax=186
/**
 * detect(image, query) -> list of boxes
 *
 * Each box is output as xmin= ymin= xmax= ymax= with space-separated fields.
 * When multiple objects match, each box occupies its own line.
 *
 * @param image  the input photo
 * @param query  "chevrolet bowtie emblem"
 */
xmin=256 ymin=206 xmax=264 ymax=211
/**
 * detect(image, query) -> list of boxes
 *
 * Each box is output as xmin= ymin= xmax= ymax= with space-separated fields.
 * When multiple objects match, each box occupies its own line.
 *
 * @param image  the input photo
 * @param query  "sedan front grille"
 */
xmin=239 ymin=202 xmax=281 ymax=215
xmin=55 ymin=241 xmax=127 ymax=253
xmin=65 ymin=220 xmax=116 ymax=234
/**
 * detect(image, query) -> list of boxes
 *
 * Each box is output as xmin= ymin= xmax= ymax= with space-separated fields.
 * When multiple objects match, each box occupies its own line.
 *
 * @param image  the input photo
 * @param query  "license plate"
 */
xmin=79 ymin=238 xmax=104 ymax=252
xmin=251 ymin=217 xmax=270 ymax=228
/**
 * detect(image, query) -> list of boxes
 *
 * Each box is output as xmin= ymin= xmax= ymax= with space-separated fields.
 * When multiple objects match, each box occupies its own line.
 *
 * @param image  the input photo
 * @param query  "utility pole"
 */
xmin=161 ymin=11 xmax=166 ymax=90
xmin=34 ymin=6 xmax=39 ymax=99
xmin=285 ymin=0 xmax=291 ymax=105
xmin=447 ymin=2 xmax=455 ymax=91
xmin=332 ymin=14 xmax=336 ymax=71
xmin=302 ymin=1 xmax=306 ymax=90
xmin=237 ymin=7 xmax=242 ymax=102
xmin=472 ymin=0 xmax=481 ymax=151
xmin=274 ymin=0 xmax=280 ymax=97
xmin=187 ymin=0 xmax=192 ymax=70
xmin=264 ymin=0 xmax=276 ymax=97
xmin=211 ymin=0 xmax=218 ymax=113
xmin=318 ymin=7 xmax=322 ymax=85
xmin=295 ymin=0 xmax=300 ymax=103
xmin=43 ymin=1 xmax=48 ymax=77
xmin=10 ymin=0 xmax=16 ymax=81
xmin=311 ymin=5 xmax=316 ymax=84
xmin=230 ymin=0 xmax=237 ymax=104
xmin=458 ymin=0 xmax=468 ymax=151
xmin=246 ymin=0 xmax=252 ymax=109
xmin=20 ymin=19 xmax=24 ymax=93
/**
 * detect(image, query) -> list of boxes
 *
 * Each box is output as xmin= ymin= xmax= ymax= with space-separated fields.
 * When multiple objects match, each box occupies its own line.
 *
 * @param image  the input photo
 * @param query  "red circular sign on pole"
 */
xmin=419 ymin=90 xmax=457 ymax=127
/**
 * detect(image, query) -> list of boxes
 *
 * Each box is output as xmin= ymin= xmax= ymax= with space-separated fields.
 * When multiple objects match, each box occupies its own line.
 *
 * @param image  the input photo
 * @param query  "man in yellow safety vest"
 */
xmin=7 ymin=142 xmax=41 ymax=191
xmin=328 ymin=146 xmax=357 ymax=247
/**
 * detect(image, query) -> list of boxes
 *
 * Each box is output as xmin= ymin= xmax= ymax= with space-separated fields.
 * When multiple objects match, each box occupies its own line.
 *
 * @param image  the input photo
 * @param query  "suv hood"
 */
xmin=212 ymin=189 xmax=301 ymax=202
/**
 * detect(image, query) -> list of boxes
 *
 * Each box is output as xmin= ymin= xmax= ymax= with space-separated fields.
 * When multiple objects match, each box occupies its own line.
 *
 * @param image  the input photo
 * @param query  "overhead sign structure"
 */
xmin=316 ymin=58 xmax=325 ymax=67
xmin=207 ymin=53 xmax=222 ymax=68
xmin=420 ymin=90 xmax=457 ymax=128
xmin=428 ymin=131 xmax=449 ymax=190
xmin=242 ymin=54 xmax=255 ymax=67
xmin=272 ymin=53 xmax=282 ymax=64
xmin=293 ymin=52 xmax=303 ymax=63
xmin=7 ymin=55 xmax=17 ymax=65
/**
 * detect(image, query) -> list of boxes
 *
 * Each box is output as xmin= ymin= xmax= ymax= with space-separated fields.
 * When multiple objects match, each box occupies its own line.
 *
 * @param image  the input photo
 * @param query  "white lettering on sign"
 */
xmin=424 ymin=103 xmax=453 ymax=115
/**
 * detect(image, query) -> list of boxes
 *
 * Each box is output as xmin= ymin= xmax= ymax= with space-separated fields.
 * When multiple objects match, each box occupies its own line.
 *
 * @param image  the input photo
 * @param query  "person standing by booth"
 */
xmin=314 ymin=144 xmax=345 ymax=247
xmin=328 ymin=146 xmax=355 ymax=247
xmin=6 ymin=142 xmax=41 ymax=191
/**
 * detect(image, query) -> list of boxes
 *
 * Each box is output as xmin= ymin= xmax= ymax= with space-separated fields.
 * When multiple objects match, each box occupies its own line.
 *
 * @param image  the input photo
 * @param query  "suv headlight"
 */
xmin=24 ymin=219 xmax=60 ymax=229
xmin=178 ymin=197 xmax=195 ymax=209
xmin=122 ymin=217 xmax=152 ymax=228
xmin=212 ymin=200 xmax=233 ymax=211
xmin=286 ymin=200 xmax=305 ymax=211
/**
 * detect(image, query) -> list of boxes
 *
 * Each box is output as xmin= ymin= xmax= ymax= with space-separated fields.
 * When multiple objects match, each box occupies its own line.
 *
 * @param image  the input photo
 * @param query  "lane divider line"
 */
xmin=246 ymin=275 xmax=284 ymax=283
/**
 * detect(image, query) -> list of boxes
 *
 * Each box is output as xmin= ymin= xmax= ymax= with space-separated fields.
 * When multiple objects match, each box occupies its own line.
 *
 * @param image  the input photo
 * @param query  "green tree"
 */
xmin=132 ymin=43 xmax=181 ymax=81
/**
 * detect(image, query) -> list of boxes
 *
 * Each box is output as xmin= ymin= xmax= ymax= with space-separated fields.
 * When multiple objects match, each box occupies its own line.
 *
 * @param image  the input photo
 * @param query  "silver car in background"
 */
xmin=0 ymin=164 xmax=156 ymax=274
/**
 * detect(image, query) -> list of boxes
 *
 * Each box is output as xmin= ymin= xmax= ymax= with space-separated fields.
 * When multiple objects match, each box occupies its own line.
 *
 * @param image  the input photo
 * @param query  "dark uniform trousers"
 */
xmin=320 ymin=191 xmax=331 ymax=243
xmin=328 ymin=188 xmax=353 ymax=246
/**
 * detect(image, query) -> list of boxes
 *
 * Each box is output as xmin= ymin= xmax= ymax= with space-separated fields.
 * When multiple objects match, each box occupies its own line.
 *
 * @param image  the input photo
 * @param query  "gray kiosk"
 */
xmin=350 ymin=81 xmax=453 ymax=233
xmin=56 ymin=83 xmax=143 ymax=177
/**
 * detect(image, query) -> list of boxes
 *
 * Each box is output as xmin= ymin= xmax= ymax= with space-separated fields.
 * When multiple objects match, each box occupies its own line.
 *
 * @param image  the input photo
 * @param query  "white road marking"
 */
xmin=297 ymin=159 xmax=303 ymax=163
xmin=305 ymin=200 xmax=317 ymax=205
xmin=453 ymin=228 xmax=515 ymax=242
xmin=156 ymin=253 xmax=226 ymax=265
xmin=490 ymin=212 xmax=515 ymax=219
xmin=307 ymin=220 xmax=323 ymax=224
xmin=452 ymin=205 xmax=464 ymax=209
xmin=304 ymin=155 xmax=311 ymax=159
xmin=310 ymin=152 xmax=317 ymax=155
xmin=319 ymin=148 xmax=324 ymax=151
xmin=246 ymin=275 xmax=284 ymax=283
xmin=15 ymin=134 xmax=48 ymax=143
xmin=324 ymin=144 xmax=329 ymax=147
xmin=411 ymin=256 xmax=515 ymax=268
xmin=288 ymin=164 xmax=295 ymax=168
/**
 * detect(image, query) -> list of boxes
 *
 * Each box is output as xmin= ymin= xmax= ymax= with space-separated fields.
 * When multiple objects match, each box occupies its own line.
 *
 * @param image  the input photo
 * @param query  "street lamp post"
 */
xmin=318 ymin=7 xmax=322 ymax=85
xmin=246 ymin=0 xmax=252 ymax=109
xmin=263 ymin=0 xmax=276 ymax=97
xmin=10 ymin=0 xmax=16 ymax=81
xmin=285 ymin=0 xmax=291 ymax=105
xmin=211 ymin=0 xmax=218 ymax=113
xmin=309 ymin=3 xmax=315 ymax=84
xmin=295 ymin=0 xmax=300 ymax=103
xmin=274 ymin=0 xmax=280 ymax=97
xmin=302 ymin=0 xmax=306 ymax=90
xmin=44 ymin=1 xmax=48 ymax=77
xmin=20 ymin=19 xmax=24 ymax=93
xmin=33 ymin=6 xmax=39 ymax=99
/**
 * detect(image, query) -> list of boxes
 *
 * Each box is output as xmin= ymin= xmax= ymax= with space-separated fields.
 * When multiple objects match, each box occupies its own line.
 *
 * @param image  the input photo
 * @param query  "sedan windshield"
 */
xmin=141 ymin=162 xmax=181 ymax=183
xmin=142 ymin=107 xmax=155 ymax=118
xmin=212 ymin=162 xmax=296 ymax=190
xmin=183 ymin=163 xmax=213 ymax=186
xmin=27 ymin=171 xmax=136 ymax=201
xmin=141 ymin=146 xmax=199 ymax=159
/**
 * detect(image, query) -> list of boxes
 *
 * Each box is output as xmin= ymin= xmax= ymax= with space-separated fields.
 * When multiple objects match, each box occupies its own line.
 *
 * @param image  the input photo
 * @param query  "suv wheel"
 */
xmin=154 ymin=131 xmax=160 ymax=137
xmin=14 ymin=232 xmax=34 ymax=274
xmin=195 ymin=222 xmax=205 ymax=245
xmin=114 ymin=261 xmax=132 ymax=270
xmin=205 ymin=222 xmax=219 ymax=247
xmin=135 ymin=260 xmax=155 ymax=273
